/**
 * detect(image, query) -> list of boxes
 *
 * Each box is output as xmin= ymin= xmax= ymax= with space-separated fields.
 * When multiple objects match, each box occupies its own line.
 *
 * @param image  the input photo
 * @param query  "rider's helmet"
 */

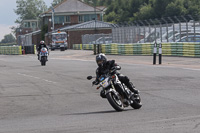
xmin=40 ymin=40 xmax=45 ymax=44
xmin=96 ymin=53 xmax=107 ymax=67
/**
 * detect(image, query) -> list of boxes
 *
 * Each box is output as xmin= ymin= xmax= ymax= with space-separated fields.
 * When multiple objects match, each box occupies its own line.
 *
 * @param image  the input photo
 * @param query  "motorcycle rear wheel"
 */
xmin=106 ymin=92 xmax=124 ymax=112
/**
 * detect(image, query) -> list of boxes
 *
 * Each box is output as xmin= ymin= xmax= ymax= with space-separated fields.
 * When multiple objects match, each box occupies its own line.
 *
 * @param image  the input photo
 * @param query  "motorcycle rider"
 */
xmin=37 ymin=40 xmax=48 ymax=60
xmin=93 ymin=53 xmax=139 ymax=98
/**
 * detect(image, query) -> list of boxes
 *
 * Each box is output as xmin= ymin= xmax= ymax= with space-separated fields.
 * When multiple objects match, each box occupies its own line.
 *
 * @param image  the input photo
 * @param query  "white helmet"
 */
xmin=40 ymin=40 xmax=45 ymax=44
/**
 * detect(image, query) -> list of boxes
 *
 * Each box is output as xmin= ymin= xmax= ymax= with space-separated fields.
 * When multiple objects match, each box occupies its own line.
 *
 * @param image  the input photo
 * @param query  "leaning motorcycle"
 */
xmin=39 ymin=47 xmax=48 ymax=66
xmin=87 ymin=68 xmax=142 ymax=111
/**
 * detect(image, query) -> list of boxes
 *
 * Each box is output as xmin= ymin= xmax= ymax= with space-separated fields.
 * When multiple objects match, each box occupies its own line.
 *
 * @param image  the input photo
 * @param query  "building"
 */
xmin=40 ymin=0 xmax=106 ymax=32
xmin=17 ymin=0 xmax=113 ymax=50
xmin=16 ymin=19 xmax=40 ymax=42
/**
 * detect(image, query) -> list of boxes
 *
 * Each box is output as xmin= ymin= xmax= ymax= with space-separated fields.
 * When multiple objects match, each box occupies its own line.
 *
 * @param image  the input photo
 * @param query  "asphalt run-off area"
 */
xmin=0 ymin=50 xmax=200 ymax=133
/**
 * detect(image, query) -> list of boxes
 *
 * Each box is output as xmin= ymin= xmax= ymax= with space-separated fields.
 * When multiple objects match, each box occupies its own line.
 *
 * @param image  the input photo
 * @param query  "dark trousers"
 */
xmin=117 ymin=74 xmax=136 ymax=92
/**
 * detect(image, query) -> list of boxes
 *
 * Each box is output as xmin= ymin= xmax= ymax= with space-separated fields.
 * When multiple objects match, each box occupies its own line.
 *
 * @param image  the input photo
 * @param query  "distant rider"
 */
xmin=37 ymin=40 xmax=48 ymax=60
xmin=93 ymin=53 xmax=139 ymax=98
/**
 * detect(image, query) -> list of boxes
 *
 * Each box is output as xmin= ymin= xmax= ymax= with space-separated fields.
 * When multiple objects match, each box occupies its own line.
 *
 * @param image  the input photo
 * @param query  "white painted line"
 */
xmin=146 ymin=114 xmax=200 ymax=124
xmin=17 ymin=73 xmax=57 ymax=84
xmin=182 ymin=68 xmax=200 ymax=71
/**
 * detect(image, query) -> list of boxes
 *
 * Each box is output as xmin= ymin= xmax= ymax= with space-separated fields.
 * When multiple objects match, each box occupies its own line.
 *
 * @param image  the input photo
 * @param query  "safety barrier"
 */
xmin=0 ymin=46 xmax=22 ymax=55
xmin=73 ymin=44 xmax=82 ymax=50
xmin=73 ymin=44 xmax=94 ymax=50
xmin=101 ymin=43 xmax=153 ymax=55
xmin=34 ymin=45 xmax=37 ymax=54
xmin=82 ymin=44 xmax=93 ymax=50
xmin=73 ymin=43 xmax=200 ymax=57
xmin=162 ymin=43 xmax=200 ymax=57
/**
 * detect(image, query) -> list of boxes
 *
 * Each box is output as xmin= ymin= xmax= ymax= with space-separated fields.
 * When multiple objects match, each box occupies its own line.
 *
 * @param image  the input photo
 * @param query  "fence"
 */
xmin=82 ymin=15 xmax=200 ymax=44
xmin=82 ymin=34 xmax=113 ymax=45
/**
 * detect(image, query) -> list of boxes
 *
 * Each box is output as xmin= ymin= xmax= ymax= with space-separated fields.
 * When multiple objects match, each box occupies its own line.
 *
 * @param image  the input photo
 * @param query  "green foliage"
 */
xmin=41 ymin=24 xmax=48 ymax=40
xmin=51 ymin=0 xmax=65 ymax=7
xmin=0 ymin=34 xmax=16 ymax=43
xmin=165 ymin=1 xmax=186 ymax=17
xmin=133 ymin=4 xmax=155 ymax=21
xmin=84 ymin=0 xmax=200 ymax=23
xmin=14 ymin=0 xmax=47 ymax=25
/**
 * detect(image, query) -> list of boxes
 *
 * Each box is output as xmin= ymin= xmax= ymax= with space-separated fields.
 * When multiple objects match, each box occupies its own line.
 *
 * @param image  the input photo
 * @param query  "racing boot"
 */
xmin=127 ymin=82 xmax=139 ymax=95
xmin=100 ymin=90 xmax=106 ymax=98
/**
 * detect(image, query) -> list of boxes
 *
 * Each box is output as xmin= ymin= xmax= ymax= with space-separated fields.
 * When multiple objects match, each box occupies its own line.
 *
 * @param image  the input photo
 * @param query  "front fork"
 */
xmin=105 ymin=81 xmax=121 ymax=100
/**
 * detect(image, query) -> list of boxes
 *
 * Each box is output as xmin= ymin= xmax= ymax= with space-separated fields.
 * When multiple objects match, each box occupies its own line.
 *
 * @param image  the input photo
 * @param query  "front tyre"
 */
xmin=41 ymin=57 xmax=46 ymax=66
xmin=106 ymin=92 xmax=124 ymax=111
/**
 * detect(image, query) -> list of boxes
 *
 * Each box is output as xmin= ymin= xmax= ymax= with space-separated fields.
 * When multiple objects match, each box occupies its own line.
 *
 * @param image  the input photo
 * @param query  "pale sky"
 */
xmin=0 ymin=0 xmax=52 ymax=40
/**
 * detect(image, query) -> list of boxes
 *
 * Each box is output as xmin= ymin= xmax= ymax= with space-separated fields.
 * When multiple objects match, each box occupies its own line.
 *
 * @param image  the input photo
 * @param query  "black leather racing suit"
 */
xmin=94 ymin=60 xmax=137 ymax=97
xmin=37 ymin=43 xmax=47 ymax=52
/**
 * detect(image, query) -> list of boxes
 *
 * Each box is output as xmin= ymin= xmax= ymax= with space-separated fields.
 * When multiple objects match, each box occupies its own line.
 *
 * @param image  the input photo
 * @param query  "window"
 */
xmin=24 ymin=22 xmax=31 ymax=28
xmin=79 ymin=15 xmax=84 ymax=22
xmin=54 ymin=16 xmax=65 ymax=24
xmin=32 ymin=22 xmax=37 ymax=28
xmin=65 ymin=16 xmax=70 ymax=23
xmin=79 ymin=14 xmax=97 ymax=23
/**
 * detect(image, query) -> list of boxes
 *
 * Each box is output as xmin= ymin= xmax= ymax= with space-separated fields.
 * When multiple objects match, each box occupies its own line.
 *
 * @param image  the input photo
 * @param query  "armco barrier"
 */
xmin=73 ymin=43 xmax=200 ymax=57
xmin=0 ymin=46 xmax=22 ymax=55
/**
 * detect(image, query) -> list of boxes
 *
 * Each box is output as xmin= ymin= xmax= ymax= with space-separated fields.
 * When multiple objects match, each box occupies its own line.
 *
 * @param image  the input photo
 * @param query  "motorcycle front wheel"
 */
xmin=106 ymin=92 xmax=124 ymax=112
xmin=41 ymin=57 xmax=46 ymax=66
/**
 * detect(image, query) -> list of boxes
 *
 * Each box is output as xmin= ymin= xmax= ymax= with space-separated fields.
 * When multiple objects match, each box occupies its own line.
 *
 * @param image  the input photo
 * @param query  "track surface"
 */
xmin=0 ymin=50 xmax=200 ymax=133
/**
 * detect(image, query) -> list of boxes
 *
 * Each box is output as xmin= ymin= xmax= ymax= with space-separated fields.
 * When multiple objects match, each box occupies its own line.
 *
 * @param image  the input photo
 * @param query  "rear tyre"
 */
xmin=106 ymin=92 xmax=124 ymax=111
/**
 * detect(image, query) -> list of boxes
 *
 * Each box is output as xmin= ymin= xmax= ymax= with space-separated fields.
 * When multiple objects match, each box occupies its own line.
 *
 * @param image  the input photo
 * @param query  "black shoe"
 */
xmin=100 ymin=90 xmax=106 ymax=98
xmin=133 ymin=89 xmax=139 ymax=94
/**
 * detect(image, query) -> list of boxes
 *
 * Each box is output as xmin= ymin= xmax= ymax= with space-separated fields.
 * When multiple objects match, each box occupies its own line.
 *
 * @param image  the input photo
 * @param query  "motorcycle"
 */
xmin=87 ymin=67 xmax=142 ymax=111
xmin=39 ymin=47 xmax=48 ymax=66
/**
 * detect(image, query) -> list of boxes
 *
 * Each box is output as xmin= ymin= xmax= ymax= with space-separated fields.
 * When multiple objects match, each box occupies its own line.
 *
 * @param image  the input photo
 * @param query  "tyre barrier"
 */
xmin=82 ymin=44 xmax=93 ymax=50
xmin=73 ymin=44 xmax=94 ymax=50
xmin=73 ymin=43 xmax=200 ymax=57
xmin=0 ymin=46 xmax=22 ymax=55
xmin=73 ymin=44 xmax=83 ymax=50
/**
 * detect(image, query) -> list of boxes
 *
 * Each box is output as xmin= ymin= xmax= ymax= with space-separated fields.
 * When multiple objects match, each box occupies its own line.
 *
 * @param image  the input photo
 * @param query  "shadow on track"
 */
xmin=61 ymin=109 xmax=133 ymax=116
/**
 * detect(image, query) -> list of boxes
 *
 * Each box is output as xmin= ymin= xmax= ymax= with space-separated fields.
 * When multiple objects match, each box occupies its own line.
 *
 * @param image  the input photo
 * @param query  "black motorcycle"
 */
xmin=87 ymin=68 xmax=142 ymax=111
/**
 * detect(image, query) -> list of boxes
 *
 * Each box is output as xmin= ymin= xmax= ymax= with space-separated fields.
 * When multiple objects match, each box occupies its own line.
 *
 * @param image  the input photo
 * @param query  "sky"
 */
xmin=0 ymin=0 xmax=52 ymax=41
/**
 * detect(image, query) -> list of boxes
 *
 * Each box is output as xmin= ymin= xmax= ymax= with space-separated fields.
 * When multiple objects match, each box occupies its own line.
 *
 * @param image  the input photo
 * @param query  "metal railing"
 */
xmin=82 ymin=15 xmax=200 ymax=44
xmin=82 ymin=34 xmax=112 ymax=44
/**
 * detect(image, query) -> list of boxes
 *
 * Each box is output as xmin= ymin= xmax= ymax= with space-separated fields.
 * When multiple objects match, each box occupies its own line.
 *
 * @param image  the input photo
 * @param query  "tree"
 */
xmin=14 ymin=0 xmax=47 ymax=25
xmin=133 ymin=4 xmax=154 ymax=21
xmin=1 ymin=34 xmax=16 ymax=43
xmin=165 ymin=1 xmax=186 ymax=17
xmin=151 ymin=0 xmax=175 ymax=18
xmin=51 ymin=0 xmax=65 ymax=7
xmin=41 ymin=24 xmax=48 ymax=40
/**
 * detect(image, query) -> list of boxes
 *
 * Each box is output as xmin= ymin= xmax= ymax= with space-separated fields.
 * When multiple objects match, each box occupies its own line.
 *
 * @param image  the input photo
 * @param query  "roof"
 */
xmin=59 ymin=20 xmax=118 ymax=31
xmin=43 ymin=0 xmax=104 ymax=14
